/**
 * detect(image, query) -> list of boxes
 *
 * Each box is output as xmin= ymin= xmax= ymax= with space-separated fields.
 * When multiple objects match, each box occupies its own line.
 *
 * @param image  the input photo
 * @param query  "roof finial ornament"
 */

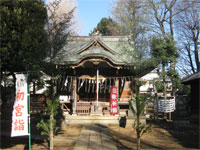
xmin=91 ymin=28 xmax=102 ymax=36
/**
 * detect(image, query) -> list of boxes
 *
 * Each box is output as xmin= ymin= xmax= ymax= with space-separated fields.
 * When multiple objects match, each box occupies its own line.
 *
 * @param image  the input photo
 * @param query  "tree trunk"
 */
xmin=186 ymin=44 xmax=196 ymax=73
xmin=162 ymin=63 xmax=167 ymax=101
xmin=194 ymin=37 xmax=199 ymax=72
xmin=137 ymin=136 xmax=141 ymax=150
xmin=50 ymin=109 xmax=54 ymax=150
xmin=136 ymin=114 xmax=141 ymax=150
xmin=162 ymin=63 xmax=167 ymax=120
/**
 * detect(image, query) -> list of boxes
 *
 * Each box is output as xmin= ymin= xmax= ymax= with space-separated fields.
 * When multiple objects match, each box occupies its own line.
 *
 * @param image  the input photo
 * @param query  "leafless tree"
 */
xmin=112 ymin=0 xmax=151 ymax=59
xmin=43 ymin=1 xmax=76 ymax=150
xmin=46 ymin=0 xmax=75 ymax=59
xmin=175 ymin=0 xmax=200 ymax=75
xmin=146 ymin=0 xmax=180 ymax=70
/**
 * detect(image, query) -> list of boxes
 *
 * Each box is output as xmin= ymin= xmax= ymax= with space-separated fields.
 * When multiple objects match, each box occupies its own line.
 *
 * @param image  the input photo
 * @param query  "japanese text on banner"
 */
xmin=11 ymin=74 xmax=29 ymax=137
xmin=110 ymin=86 xmax=118 ymax=115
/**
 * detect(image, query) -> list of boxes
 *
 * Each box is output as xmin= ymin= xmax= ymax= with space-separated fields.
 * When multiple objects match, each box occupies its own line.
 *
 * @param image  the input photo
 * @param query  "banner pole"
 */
xmin=28 ymin=74 xmax=31 ymax=150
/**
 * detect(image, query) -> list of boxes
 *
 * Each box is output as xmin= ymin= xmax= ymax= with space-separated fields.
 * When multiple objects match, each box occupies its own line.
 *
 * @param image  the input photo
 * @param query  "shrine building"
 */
xmin=48 ymin=35 xmax=147 ymax=117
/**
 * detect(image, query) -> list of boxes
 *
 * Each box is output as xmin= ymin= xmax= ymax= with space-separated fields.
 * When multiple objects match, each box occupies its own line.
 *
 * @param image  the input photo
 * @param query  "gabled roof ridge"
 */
xmin=96 ymin=37 xmax=118 ymax=55
xmin=76 ymin=37 xmax=118 ymax=55
xmin=76 ymin=38 xmax=94 ymax=54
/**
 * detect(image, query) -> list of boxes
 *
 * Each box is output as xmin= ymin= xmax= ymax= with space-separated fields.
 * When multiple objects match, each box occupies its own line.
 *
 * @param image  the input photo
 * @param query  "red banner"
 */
xmin=110 ymin=86 xmax=118 ymax=115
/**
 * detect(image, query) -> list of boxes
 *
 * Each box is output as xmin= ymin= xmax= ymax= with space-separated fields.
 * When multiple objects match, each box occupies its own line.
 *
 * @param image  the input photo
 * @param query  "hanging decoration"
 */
xmin=85 ymin=79 xmax=88 ymax=93
xmin=60 ymin=75 xmax=135 ymax=94
xmin=64 ymin=77 xmax=68 ymax=87
xmin=88 ymin=79 xmax=91 ymax=93
xmin=78 ymin=79 xmax=85 ymax=92
xmin=92 ymin=79 xmax=95 ymax=93
xmin=99 ymin=79 xmax=103 ymax=93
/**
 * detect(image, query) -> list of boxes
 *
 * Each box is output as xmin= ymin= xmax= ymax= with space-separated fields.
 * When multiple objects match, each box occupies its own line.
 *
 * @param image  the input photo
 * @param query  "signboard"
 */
xmin=11 ymin=74 xmax=29 ymax=137
xmin=59 ymin=95 xmax=70 ymax=103
xmin=110 ymin=86 xmax=118 ymax=115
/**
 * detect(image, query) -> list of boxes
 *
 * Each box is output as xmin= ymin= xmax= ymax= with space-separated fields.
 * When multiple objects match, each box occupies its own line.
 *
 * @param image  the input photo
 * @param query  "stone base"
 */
xmin=64 ymin=115 xmax=146 ymax=128
xmin=90 ymin=105 xmax=103 ymax=116
xmin=90 ymin=113 xmax=103 ymax=116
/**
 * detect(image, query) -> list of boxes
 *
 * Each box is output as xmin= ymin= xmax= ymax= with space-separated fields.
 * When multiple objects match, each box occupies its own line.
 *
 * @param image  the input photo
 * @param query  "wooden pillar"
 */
xmin=96 ymin=69 xmax=99 ymax=108
xmin=72 ymin=78 xmax=77 ymax=116
xmin=115 ymin=79 xmax=119 ymax=96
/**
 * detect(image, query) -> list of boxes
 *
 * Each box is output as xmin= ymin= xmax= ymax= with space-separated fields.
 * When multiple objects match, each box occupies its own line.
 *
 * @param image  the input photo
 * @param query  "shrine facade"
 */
xmin=49 ymin=35 xmax=139 ymax=116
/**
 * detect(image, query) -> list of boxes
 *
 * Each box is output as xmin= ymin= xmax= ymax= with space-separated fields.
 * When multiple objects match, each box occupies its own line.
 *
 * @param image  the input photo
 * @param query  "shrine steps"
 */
xmin=63 ymin=114 xmax=146 ymax=128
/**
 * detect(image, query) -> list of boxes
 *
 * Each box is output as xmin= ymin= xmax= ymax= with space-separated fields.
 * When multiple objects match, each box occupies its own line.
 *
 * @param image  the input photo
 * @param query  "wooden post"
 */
xmin=96 ymin=69 xmax=99 ymax=108
xmin=169 ymin=112 xmax=172 ymax=121
xmin=72 ymin=78 xmax=77 ymax=116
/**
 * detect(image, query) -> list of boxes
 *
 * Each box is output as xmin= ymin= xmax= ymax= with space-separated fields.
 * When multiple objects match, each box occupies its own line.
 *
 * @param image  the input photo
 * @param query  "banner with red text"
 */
xmin=11 ymin=74 xmax=29 ymax=137
xmin=110 ymin=86 xmax=118 ymax=115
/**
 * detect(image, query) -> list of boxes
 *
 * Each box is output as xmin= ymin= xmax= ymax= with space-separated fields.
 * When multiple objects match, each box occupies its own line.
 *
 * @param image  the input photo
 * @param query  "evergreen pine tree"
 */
xmin=129 ymin=79 xmax=152 ymax=150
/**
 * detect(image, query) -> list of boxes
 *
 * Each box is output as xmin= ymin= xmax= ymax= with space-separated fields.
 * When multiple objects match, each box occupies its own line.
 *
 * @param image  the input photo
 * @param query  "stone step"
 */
xmin=65 ymin=115 xmax=119 ymax=120
xmin=65 ymin=115 xmax=120 ymax=125
xmin=64 ymin=115 xmax=146 ymax=128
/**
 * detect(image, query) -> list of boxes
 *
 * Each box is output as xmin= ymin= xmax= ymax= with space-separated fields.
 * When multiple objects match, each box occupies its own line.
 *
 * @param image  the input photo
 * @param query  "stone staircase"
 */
xmin=63 ymin=114 xmax=146 ymax=128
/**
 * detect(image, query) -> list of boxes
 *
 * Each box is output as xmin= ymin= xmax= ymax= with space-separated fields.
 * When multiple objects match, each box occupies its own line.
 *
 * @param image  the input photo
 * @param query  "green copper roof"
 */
xmin=51 ymin=36 xmax=136 ymax=66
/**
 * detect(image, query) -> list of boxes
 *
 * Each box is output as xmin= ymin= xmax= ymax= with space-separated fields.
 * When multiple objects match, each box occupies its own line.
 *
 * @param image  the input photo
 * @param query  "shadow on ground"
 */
xmin=150 ymin=119 xmax=200 ymax=149
xmin=107 ymin=118 xmax=200 ymax=150
xmin=0 ymin=109 xmax=64 ymax=149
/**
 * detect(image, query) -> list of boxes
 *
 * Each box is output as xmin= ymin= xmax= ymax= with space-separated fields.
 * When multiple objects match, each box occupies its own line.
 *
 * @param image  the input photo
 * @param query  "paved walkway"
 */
xmin=74 ymin=124 xmax=118 ymax=150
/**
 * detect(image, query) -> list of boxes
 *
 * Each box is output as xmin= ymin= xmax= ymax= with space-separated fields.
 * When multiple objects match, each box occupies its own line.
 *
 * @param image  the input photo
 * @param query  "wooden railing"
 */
xmin=61 ymin=102 xmax=71 ymax=113
xmin=76 ymin=102 xmax=90 ymax=115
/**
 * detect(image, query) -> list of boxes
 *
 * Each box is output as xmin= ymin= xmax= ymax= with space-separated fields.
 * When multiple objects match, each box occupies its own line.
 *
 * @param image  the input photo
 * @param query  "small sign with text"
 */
xmin=110 ymin=86 xmax=118 ymax=115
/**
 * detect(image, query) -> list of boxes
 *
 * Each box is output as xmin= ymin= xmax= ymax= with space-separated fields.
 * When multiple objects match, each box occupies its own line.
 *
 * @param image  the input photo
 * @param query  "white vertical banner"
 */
xmin=11 ymin=74 xmax=29 ymax=137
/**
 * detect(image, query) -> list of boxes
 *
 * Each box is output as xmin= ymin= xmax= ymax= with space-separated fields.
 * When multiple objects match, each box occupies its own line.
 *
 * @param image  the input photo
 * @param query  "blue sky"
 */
xmin=77 ymin=0 xmax=112 ymax=35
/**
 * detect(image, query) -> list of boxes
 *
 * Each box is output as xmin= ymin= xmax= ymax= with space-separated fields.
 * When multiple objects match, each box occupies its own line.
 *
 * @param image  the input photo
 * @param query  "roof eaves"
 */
xmin=182 ymin=72 xmax=200 ymax=83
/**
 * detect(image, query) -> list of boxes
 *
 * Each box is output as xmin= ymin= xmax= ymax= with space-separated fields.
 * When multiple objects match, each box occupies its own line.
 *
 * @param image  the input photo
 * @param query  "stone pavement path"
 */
xmin=74 ymin=124 xmax=118 ymax=150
